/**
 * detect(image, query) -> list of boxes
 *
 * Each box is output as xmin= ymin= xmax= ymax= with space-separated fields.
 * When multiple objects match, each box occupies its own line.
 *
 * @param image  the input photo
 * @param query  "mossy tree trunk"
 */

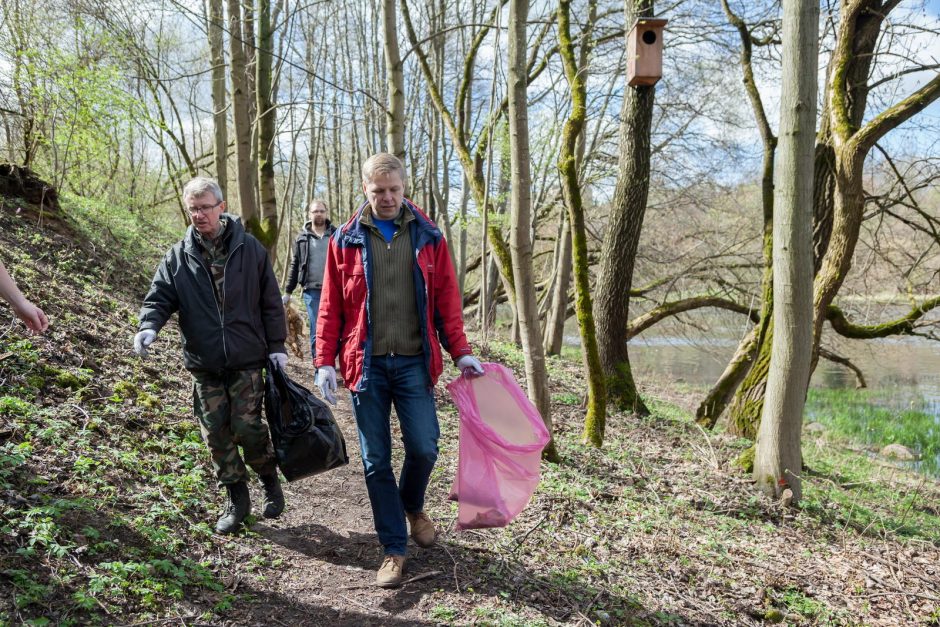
xmin=544 ymin=3 xmax=593 ymax=359
xmin=595 ymin=0 xmax=654 ymax=416
xmin=558 ymin=0 xmax=606 ymax=447
xmin=252 ymin=0 xmax=278 ymax=252
xmin=700 ymin=0 xmax=777 ymax=434
xmin=226 ymin=0 xmax=259 ymax=230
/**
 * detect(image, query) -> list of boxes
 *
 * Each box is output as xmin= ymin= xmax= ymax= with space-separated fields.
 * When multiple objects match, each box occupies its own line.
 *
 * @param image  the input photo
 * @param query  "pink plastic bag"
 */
xmin=447 ymin=362 xmax=550 ymax=530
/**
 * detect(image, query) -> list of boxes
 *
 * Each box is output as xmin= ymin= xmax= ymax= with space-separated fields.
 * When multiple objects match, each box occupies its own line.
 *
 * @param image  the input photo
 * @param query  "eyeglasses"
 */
xmin=186 ymin=200 xmax=223 ymax=215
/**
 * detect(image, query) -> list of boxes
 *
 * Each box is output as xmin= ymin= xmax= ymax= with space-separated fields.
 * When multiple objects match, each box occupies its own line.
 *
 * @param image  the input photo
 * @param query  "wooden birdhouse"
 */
xmin=627 ymin=18 xmax=668 ymax=87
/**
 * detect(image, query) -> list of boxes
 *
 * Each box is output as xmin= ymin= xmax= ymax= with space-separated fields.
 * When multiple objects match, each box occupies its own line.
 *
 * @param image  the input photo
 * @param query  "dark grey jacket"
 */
xmin=138 ymin=215 xmax=286 ymax=371
xmin=284 ymin=220 xmax=335 ymax=293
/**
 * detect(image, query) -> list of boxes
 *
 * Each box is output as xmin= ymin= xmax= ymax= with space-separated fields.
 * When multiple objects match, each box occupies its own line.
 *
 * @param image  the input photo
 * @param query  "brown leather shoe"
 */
xmin=406 ymin=511 xmax=437 ymax=548
xmin=375 ymin=554 xmax=406 ymax=588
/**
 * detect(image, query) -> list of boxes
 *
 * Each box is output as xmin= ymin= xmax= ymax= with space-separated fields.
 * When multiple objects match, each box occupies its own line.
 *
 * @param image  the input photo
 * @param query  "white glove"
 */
xmin=282 ymin=294 xmax=291 ymax=306
xmin=134 ymin=329 xmax=157 ymax=358
xmin=315 ymin=366 xmax=337 ymax=405
xmin=269 ymin=352 xmax=288 ymax=370
xmin=456 ymin=355 xmax=484 ymax=376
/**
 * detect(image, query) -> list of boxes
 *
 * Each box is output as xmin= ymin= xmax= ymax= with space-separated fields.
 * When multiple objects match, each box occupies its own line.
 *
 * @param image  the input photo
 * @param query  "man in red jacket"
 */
xmin=314 ymin=153 xmax=483 ymax=588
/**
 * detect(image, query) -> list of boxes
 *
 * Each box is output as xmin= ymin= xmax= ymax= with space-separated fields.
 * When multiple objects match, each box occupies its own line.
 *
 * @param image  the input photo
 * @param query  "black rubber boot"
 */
xmin=260 ymin=473 xmax=285 ymax=519
xmin=215 ymin=482 xmax=251 ymax=534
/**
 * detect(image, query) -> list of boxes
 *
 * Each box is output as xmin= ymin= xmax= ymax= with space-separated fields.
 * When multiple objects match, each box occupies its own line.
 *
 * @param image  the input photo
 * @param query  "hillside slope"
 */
xmin=1 ymin=184 xmax=939 ymax=626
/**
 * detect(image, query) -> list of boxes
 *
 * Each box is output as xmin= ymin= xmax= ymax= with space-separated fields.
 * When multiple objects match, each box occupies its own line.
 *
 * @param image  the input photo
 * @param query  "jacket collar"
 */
xmin=340 ymin=199 xmax=440 ymax=248
xmin=184 ymin=213 xmax=245 ymax=255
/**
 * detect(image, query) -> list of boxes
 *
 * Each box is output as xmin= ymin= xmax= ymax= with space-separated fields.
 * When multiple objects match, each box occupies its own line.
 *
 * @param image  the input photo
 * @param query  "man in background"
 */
xmin=282 ymin=199 xmax=335 ymax=359
xmin=314 ymin=153 xmax=483 ymax=587
xmin=133 ymin=176 xmax=287 ymax=535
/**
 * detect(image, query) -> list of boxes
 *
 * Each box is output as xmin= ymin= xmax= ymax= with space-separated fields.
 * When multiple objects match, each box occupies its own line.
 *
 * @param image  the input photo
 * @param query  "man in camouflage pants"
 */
xmin=133 ymin=176 xmax=288 ymax=534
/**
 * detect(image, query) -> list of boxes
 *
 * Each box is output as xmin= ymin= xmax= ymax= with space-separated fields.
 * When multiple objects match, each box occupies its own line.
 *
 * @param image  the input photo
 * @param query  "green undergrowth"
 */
xmin=801 ymin=441 xmax=940 ymax=544
xmin=805 ymin=387 xmax=940 ymax=477
xmin=1 ymin=201 xmax=249 ymax=624
xmin=62 ymin=193 xmax=182 ymax=279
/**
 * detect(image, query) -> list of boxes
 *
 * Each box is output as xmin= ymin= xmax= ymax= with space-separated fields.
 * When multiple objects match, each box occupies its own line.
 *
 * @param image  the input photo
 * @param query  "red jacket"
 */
xmin=314 ymin=199 xmax=472 ymax=391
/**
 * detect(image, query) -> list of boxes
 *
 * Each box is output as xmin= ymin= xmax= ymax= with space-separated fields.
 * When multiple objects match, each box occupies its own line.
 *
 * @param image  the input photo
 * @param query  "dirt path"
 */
xmin=229 ymin=351 xmax=459 ymax=626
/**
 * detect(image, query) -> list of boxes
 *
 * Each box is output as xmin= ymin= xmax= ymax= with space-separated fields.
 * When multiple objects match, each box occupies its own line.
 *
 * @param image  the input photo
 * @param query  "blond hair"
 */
xmin=361 ymin=153 xmax=407 ymax=185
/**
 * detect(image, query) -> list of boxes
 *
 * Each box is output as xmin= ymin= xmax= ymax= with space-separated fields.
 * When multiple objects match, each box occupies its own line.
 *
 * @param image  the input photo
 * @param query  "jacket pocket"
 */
xmin=339 ymin=264 xmax=366 ymax=316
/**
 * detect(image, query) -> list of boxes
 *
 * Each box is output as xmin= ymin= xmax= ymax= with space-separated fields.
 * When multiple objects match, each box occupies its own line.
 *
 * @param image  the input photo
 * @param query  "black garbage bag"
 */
xmin=264 ymin=362 xmax=348 ymax=481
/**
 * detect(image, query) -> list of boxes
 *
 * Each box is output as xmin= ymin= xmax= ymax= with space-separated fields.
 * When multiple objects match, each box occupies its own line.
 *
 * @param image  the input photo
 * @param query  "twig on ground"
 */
xmin=861 ymin=550 xmax=939 ymax=593
xmin=115 ymin=617 xmax=198 ymax=627
xmin=512 ymin=512 xmax=549 ymax=553
xmin=440 ymin=541 xmax=461 ymax=593
xmin=402 ymin=570 xmax=443 ymax=584
xmin=340 ymin=594 xmax=389 ymax=615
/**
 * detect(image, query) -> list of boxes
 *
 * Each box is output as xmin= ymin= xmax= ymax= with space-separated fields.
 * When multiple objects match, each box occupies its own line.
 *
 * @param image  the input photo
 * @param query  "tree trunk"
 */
xmin=543 ymin=208 xmax=571 ymax=355
xmin=753 ymin=0 xmax=818 ymax=504
xmin=595 ymin=0 xmax=652 ymax=415
xmin=382 ymin=0 xmax=406 ymax=159
xmin=695 ymin=325 xmax=759 ymax=429
xmin=400 ymin=0 xmax=517 ymax=311
xmin=558 ymin=0 xmax=606 ymax=447
xmin=207 ymin=0 xmax=228 ymax=197
xmin=252 ymin=0 xmax=278 ymax=250
xmin=458 ymin=168 xmax=470 ymax=299
xmin=543 ymin=0 xmax=592 ymax=358
xmin=701 ymin=0 xmax=778 ymax=432
xmin=507 ymin=0 xmax=557 ymax=460
xmin=227 ymin=0 xmax=259 ymax=222
xmin=723 ymin=0 xmax=940 ymax=439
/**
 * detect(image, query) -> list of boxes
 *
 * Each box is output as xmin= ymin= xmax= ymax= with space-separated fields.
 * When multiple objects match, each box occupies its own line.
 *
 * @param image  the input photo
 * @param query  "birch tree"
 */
xmin=382 ymin=0 xmax=406 ymax=159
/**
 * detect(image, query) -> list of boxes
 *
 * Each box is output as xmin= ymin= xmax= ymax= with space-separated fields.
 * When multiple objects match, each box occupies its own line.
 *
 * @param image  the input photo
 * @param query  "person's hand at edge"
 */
xmin=282 ymin=294 xmax=291 ymax=306
xmin=12 ymin=300 xmax=48 ymax=334
xmin=456 ymin=355 xmax=484 ymax=377
xmin=315 ymin=366 xmax=337 ymax=405
xmin=134 ymin=329 xmax=157 ymax=358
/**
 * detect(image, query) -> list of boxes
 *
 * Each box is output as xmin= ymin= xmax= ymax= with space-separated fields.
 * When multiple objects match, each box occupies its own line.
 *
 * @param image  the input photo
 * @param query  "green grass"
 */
xmin=801 ymin=440 xmax=940 ymax=543
xmin=806 ymin=388 xmax=940 ymax=476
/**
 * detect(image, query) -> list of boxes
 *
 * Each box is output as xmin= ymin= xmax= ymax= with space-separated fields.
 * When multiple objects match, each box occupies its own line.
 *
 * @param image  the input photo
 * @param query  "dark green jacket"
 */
xmin=138 ymin=215 xmax=286 ymax=371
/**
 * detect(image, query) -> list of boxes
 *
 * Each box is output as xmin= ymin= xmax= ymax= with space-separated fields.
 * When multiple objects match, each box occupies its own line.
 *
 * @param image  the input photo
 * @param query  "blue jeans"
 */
xmin=302 ymin=288 xmax=321 ymax=357
xmin=351 ymin=353 xmax=439 ymax=555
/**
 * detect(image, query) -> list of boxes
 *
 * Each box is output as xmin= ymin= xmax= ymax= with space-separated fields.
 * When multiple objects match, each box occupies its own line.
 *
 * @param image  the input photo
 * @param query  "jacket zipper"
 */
xmin=187 ymin=240 xmax=243 ymax=365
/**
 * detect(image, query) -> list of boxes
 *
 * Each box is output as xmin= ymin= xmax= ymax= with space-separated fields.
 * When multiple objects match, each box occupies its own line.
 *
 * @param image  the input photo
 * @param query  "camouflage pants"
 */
xmin=192 ymin=368 xmax=277 ymax=486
